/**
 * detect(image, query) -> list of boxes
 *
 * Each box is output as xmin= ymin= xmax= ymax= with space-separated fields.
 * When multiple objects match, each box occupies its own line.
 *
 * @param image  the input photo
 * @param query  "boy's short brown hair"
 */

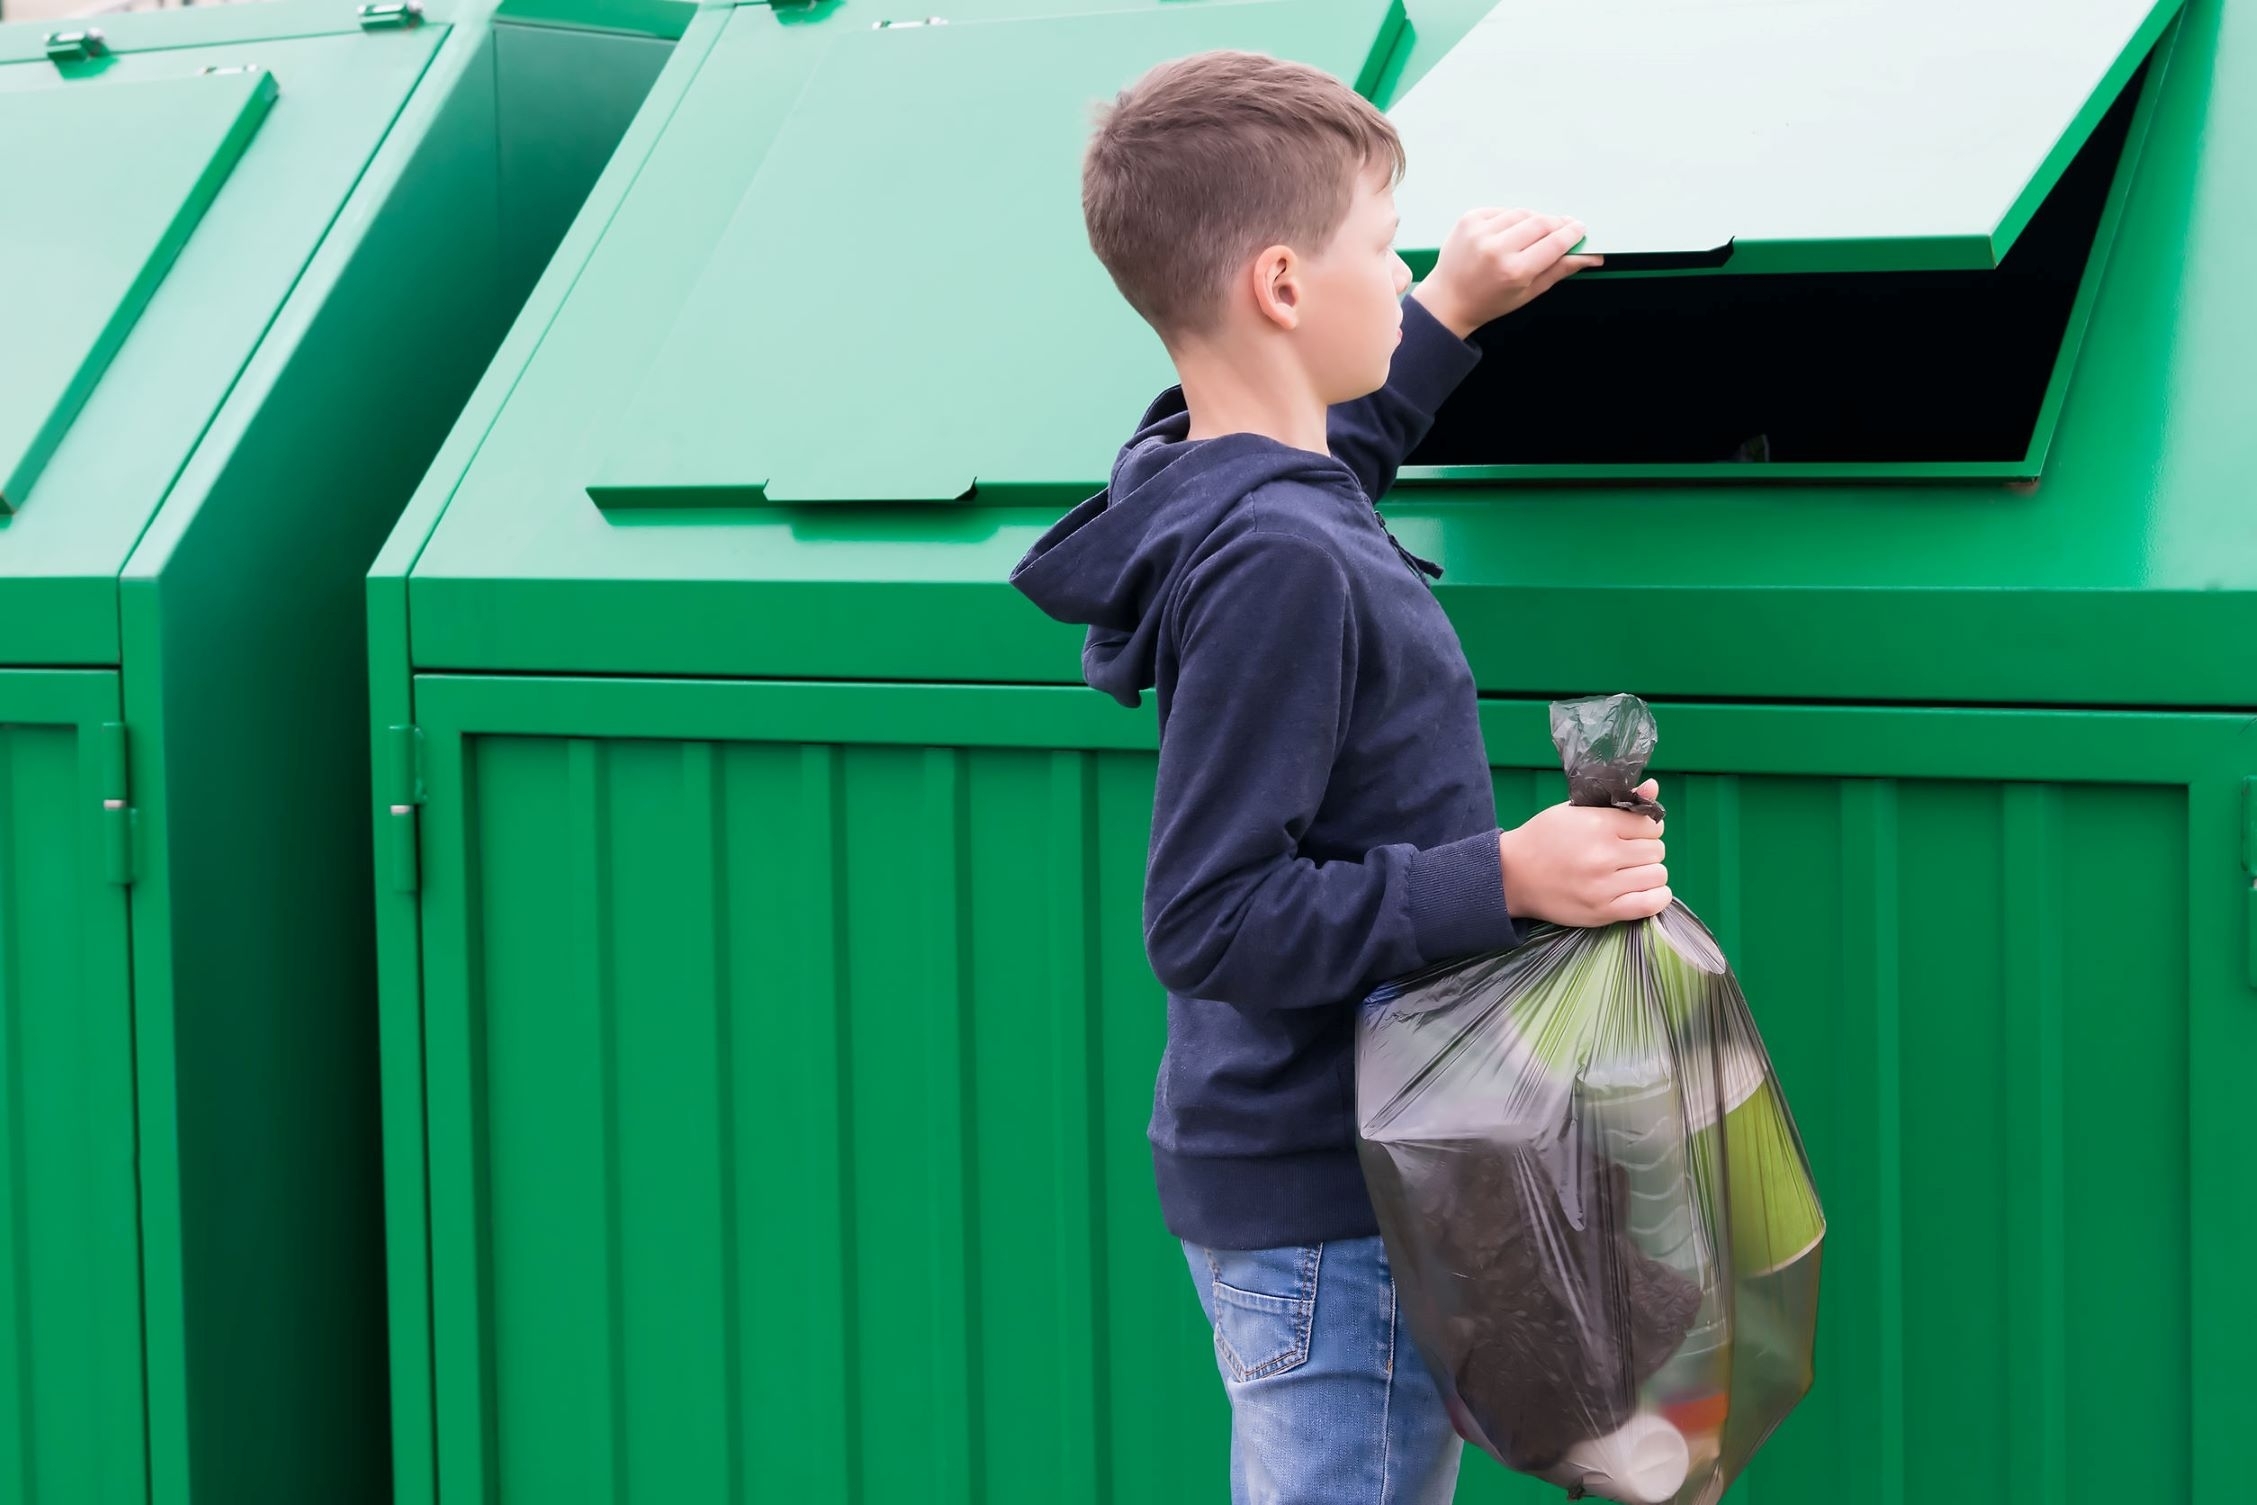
xmin=1083 ymin=50 xmax=1405 ymax=341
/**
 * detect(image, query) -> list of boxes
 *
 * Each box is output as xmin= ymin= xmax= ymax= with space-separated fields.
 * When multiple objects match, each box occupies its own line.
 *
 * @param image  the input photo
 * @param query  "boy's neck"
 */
xmin=1172 ymin=341 xmax=1332 ymax=457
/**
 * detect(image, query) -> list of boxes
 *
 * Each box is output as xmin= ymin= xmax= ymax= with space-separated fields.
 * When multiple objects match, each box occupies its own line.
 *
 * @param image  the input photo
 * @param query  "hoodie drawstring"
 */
xmin=1374 ymin=507 xmax=1444 ymax=584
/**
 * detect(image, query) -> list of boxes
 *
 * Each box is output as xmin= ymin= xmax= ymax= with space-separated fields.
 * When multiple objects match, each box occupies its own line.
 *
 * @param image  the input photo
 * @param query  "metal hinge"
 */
xmin=99 ymin=722 xmax=135 ymax=887
xmin=45 ymin=28 xmax=108 ymax=63
xmin=357 ymin=2 xmax=425 ymax=30
xmin=386 ymin=724 xmax=426 ymax=894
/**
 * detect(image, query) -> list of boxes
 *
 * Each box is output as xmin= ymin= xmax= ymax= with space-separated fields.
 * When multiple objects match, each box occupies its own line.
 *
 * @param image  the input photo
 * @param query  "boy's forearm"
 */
xmin=1145 ymin=532 xmax=1518 ymax=1004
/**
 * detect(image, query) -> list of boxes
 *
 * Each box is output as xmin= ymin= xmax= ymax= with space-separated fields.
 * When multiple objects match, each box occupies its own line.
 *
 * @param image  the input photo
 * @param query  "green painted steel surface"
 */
xmin=0 ymin=2 xmax=671 ymax=1501
xmin=494 ymin=0 xmax=695 ymax=38
xmin=372 ymin=0 xmax=2257 ymax=1498
xmin=1388 ymin=0 xmax=2183 ymax=271
xmin=0 ymin=72 xmax=275 ymax=513
xmin=398 ymin=675 xmax=2252 ymax=1502
xmin=587 ymin=0 xmax=1403 ymax=510
xmin=367 ymin=16 xmax=733 ymax=1496
xmin=0 ymin=26 xmax=447 ymax=666
xmin=0 ymin=671 xmax=142 ymax=1505
xmin=495 ymin=23 xmax=675 ymax=294
xmin=395 ymin=0 xmax=2257 ymax=709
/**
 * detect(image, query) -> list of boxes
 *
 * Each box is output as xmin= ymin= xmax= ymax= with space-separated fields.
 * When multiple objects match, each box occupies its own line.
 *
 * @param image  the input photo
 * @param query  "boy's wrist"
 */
xmin=1410 ymin=281 xmax=1480 ymax=342
xmin=1495 ymin=826 xmax=1523 ymax=917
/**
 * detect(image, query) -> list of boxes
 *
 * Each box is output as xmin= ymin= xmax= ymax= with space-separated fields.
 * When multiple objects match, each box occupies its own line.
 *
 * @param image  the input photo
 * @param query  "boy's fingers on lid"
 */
xmin=1615 ymin=862 xmax=1670 ymax=892
xmin=1496 ymin=213 xmax=1566 ymax=254
xmin=1539 ymin=220 xmax=1589 ymax=258
xmin=1489 ymin=213 xmax=1561 ymax=254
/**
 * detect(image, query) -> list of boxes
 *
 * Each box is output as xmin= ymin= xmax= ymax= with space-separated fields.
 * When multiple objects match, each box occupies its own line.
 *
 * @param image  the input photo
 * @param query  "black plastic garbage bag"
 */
xmin=1357 ymin=696 xmax=1824 ymax=1505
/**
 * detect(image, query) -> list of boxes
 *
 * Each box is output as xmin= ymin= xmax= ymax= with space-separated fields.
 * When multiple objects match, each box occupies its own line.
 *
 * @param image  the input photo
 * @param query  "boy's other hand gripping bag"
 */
xmin=1356 ymin=696 xmax=1824 ymax=1505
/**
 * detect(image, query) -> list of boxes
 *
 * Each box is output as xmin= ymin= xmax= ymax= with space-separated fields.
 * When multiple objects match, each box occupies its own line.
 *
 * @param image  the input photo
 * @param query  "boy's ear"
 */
xmin=1251 ymin=244 xmax=1301 ymax=332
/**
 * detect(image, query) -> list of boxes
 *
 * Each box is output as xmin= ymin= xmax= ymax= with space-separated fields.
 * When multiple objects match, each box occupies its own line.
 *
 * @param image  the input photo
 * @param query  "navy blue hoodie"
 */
xmin=1010 ymin=299 xmax=1521 ymax=1249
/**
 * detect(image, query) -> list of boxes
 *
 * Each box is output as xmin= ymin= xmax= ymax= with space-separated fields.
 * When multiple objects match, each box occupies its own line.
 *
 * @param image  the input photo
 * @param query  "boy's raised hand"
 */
xmin=1412 ymin=208 xmax=1602 ymax=340
xmin=1496 ymin=780 xmax=1671 ymax=928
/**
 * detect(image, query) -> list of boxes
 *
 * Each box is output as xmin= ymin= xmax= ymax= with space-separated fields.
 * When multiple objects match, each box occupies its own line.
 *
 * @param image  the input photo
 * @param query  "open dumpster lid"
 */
xmin=1388 ymin=0 xmax=2185 ymax=275
xmin=585 ymin=0 xmax=1405 ymax=509
xmin=0 ymin=71 xmax=275 ymax=513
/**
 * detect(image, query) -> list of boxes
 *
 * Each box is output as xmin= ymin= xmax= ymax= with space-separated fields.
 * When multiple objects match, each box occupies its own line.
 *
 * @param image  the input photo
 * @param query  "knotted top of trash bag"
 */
xmin=1551 ymin=694 xmax=1667 ymax=822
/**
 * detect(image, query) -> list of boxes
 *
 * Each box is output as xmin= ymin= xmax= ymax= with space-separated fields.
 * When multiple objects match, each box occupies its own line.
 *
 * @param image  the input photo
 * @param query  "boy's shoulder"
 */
xmin=1206 ymin=469 xmax=1365 ymax=564
xmin=1208 ymin=491 xmax=1349 ymax=557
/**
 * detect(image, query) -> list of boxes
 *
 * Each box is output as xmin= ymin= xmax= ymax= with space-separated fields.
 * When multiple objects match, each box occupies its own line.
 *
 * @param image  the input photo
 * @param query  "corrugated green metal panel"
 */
xmin=422 ymin=731 xmax=1221 ymax=1502
xmin=1477 ymin=774 xmax=2195 ymax=1505
xmin=0 ymin=672 xmax=142 ymax=1505
xmin=407 ymin=677 xmax=2253 ymax=1501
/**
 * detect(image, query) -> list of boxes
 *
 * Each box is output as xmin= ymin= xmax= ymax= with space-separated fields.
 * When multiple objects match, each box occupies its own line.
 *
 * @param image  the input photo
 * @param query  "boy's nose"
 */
xmin=1391 ymin=253 xmax=1413 ymax=294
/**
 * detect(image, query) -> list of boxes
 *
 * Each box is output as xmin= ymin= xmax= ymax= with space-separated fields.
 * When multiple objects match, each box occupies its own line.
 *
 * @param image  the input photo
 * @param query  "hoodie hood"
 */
xmin=1010 ymin=389 xmax=1360 ymax=706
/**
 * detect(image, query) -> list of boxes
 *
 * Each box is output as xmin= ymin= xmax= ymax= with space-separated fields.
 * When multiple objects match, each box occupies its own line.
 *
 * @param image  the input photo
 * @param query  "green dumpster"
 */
xmin=373 ymin=0 xmax=2254 ymax=1500
xmin=0 ymin=0 xmax=676 ymax=1499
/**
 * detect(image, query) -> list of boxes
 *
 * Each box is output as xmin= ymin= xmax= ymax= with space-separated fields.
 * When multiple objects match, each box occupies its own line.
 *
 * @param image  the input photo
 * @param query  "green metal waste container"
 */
xmin=372 ymin=0 xmax=2254 ymax=1499
xmin=0 ymin=0 xmax=677 ymax=1499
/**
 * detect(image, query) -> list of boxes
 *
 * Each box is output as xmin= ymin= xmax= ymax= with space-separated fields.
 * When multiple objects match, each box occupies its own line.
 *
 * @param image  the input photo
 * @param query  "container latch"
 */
xmin=44 ymin=29 xmax=108 ymax=63
xmin=357 ymin=2 xmax=425 ymax=30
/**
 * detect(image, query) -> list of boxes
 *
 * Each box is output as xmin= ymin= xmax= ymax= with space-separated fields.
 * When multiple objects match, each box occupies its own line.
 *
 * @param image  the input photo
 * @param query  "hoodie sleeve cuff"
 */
xmin=1407 ymin=829 xmax=1519 ymax=965
xmin=1389 ymin=295 xmax=1484 ymax=416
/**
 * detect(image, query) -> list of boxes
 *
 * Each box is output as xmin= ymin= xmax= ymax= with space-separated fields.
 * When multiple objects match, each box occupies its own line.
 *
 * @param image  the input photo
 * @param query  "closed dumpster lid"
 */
xmin=1387 ymin=0 xmax=2185 ymax=275
xmin=0 ymin=8 xmax=443 ymax=667
xmin=1 ymin=73 xmax=275 ymax=516
xmin=584 ymin=0 xmax=1406 ymax=510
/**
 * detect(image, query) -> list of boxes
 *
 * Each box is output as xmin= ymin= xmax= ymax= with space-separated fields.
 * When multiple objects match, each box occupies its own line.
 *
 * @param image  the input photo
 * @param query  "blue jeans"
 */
xmin=1184 ymin=1237 xmax=1463 ymax=1505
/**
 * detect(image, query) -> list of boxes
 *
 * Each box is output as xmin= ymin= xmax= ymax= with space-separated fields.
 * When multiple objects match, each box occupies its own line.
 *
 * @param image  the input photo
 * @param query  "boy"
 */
xmin=1011 ymin=51 xmax=1671 ymax=1503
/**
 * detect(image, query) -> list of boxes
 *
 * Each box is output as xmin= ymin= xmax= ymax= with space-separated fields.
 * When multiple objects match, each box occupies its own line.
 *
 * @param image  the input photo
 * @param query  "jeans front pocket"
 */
xmin=1204 ymin=1244 xmax=1320 ymax=1383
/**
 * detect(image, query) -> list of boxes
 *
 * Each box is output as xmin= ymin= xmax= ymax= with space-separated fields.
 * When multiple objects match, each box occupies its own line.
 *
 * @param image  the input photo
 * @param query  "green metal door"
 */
xmin=405 ymin=675 xmax=2253 ymax=1503
xmin=0 ymin=671 xmax=143 ymax=1504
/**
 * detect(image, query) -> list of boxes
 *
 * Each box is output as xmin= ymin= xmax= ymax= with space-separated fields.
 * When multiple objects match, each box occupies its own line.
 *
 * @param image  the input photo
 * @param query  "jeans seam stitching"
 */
xmin=1380 ymin=1263 xmax=1397 ymax=1502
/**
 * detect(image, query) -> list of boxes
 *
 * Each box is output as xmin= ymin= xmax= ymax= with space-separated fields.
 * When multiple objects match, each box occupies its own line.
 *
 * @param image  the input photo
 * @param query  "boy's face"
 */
xmin=1296 ymin=167 xmax=1414 ymax=404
